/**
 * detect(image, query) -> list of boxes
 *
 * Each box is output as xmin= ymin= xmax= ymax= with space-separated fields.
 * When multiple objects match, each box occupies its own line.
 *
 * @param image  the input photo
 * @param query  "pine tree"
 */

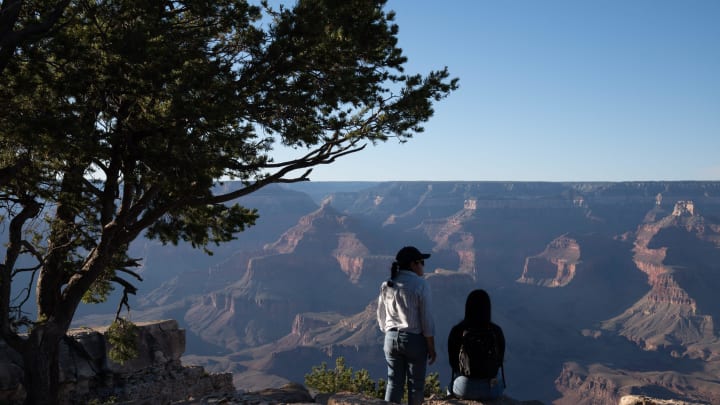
xmin=0 ymin=1 xmax=457 ymax=403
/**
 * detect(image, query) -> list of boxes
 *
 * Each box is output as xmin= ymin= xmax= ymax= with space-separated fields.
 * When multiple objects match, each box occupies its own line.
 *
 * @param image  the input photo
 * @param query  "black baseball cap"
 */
xmin=395 ymin=246 xmax=431 ymax=264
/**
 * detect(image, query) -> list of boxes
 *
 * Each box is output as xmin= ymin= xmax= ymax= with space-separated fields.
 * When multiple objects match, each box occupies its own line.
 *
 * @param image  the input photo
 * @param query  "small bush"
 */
xmin=106 ymin=318 xmax=139 ymax=364
xmin=305 ymin=357 xmax=381 ymax=397
xmin=305 ymin=356 xmax=444 ymax=400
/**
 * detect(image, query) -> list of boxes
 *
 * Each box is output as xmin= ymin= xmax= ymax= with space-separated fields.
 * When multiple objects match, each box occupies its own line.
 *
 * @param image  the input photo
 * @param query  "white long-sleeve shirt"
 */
xmin=377 ymin=269 xmax=435 ymax=337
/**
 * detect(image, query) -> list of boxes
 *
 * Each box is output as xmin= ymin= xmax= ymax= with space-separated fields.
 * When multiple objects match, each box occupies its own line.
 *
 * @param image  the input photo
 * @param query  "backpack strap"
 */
xmin=492 ymin=326 xmax=506 ymax=388
xmin=484 ymin=326 xmax=507 ymax=388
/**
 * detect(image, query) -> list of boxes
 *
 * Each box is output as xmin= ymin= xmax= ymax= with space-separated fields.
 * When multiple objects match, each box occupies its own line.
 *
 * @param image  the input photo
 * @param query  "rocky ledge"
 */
xmin=0 ymin=320 xmax=234 ymax=404
xmin=172 ymin=383 xmax=542 ymax=404
xmin=173 ymin=387 xmax=710 ymax=405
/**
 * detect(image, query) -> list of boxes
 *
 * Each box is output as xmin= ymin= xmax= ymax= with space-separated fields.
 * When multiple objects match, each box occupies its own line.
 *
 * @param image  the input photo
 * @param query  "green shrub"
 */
xmin=425 ymin=372 xmax=442 ymax=397
xmin=106 ymin=318 xmax=139 ymax=364
xmin=305 ymin=357 xmax=380 ymax=397
xmin=304 ymin=356 xmax=444 ymax=401
xmin=87 ymin=396 xmax=117 ymax=405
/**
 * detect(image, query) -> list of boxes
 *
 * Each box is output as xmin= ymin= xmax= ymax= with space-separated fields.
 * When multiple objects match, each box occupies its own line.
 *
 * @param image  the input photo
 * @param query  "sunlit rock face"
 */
xmin=517 ymin=235 xmax=581 ymax=287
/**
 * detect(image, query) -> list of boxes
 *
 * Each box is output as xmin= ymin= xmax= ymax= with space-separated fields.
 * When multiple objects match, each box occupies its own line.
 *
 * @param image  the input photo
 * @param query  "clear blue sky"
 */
xmin=283 ymin=0 xmax=720 ymax=182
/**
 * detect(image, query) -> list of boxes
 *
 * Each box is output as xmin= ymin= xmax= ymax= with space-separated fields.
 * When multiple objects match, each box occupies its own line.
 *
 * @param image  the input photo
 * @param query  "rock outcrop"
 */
xmin=619 ymin=395 xmax=708 ymax=405
xmin=517 ymin=235 xmax=581 ymax=287
xmin=0 ymin=320 xmax=234 ymax=404
xmin=554 ymin=362 xmax=718 ymax=405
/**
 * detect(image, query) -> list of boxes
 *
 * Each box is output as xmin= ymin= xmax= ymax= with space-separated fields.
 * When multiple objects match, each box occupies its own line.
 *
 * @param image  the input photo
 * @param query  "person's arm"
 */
xmin=426 ymin=335 xmax=437 ymax=365
xmin=419 ymin=281 xmax=436 ymax=364
xmin=377 ymin=290 xmax=386 ymax=332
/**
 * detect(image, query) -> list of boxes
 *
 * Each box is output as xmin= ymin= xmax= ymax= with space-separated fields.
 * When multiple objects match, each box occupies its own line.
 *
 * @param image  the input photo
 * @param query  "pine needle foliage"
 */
xmin=106 ymin=318 xmax=139 ymax=364
xmin=304 ymin=356 xmax=443 ymax=400
xmin=0 ymin=0 xmax=456 ymax=402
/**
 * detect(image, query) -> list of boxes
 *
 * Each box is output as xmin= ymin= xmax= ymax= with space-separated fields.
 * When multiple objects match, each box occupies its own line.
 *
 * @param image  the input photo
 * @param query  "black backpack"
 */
xmin=457 ymin=327 xmax=503 ymax=380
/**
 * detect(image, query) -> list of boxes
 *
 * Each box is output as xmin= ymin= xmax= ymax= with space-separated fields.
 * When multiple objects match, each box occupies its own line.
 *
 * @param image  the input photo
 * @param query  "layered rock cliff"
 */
xmin=517 ymin=235 xmax=581 ymax=287
xmin=602 ymin=201 xmax=720 ymax=355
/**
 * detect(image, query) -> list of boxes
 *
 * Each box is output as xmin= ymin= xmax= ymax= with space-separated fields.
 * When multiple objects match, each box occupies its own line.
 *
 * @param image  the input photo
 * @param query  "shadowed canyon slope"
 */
xmin=73 ymin=181 xmax=720 ymax=405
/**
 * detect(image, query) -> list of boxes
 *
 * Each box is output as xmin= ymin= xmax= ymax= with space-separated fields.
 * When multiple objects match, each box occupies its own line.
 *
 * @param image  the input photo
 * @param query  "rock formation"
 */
xmin=0 ymin=320 xmax=234 ymax=404
xmin=517 ymin=235 xmax=581 ymax=287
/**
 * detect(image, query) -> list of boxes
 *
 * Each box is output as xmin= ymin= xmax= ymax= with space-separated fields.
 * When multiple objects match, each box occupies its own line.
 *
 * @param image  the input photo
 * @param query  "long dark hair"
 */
xmin=389 ymin=257 xmax=413 ymax=282
xmin=463 ymin=289 xmax=492 ymax=327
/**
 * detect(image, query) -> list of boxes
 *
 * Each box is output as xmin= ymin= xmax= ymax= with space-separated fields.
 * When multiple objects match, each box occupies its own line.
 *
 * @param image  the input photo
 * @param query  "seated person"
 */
xmin=447 ymin=289 xmax=506 ymax=400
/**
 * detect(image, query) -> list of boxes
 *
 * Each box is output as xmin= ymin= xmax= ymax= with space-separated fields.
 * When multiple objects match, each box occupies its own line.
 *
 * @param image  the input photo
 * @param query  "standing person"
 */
xmin=377 ymin=246 xmax=437 ymax=405
xmin=447 ymin=289 xmax=506 ymax=400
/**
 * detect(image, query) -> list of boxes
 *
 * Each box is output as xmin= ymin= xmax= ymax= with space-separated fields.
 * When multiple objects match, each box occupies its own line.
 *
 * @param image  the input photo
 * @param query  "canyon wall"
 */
xmin=70 ymin=181 xmax=720 ymax=404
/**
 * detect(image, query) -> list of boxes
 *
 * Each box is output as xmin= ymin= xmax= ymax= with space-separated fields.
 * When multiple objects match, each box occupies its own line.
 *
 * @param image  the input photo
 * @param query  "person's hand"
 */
xmin=425 ymin=336 xmax=437 ymax=365
xmin=427 ymin=346 xmax=437 ymax=365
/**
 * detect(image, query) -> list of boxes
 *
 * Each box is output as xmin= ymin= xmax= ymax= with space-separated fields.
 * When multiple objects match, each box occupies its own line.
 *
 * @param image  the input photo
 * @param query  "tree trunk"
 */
xmin=22 ymin=323 xmax=63 ymax=405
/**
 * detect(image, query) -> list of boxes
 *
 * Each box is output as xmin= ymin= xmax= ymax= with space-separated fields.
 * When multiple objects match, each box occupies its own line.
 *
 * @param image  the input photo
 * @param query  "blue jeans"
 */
xmin=451 ymin=373 xmax=504 ymax=401
xmin=383 ymin=331 xmax=428 ymax=405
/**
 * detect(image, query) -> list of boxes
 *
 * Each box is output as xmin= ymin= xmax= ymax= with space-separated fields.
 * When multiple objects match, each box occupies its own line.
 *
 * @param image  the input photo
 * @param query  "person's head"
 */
xmin=390 ymin=246 xmax=431 ymax=279
xmin=464 ymin=289 xmax=492 ymax=325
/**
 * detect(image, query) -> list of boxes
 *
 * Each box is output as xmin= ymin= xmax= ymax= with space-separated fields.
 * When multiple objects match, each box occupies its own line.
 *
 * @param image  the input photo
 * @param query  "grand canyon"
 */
xmin=72 ymin=181 xmax=720 ymax=404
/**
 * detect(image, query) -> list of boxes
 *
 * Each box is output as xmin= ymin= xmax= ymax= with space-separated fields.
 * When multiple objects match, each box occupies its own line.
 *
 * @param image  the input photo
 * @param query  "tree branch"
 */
xmin=0 ymin=196 xmax=41 ymax=335
xmin=206 ymin=139 xmax=367 ymax=205
xmin=111 ymin=276 xmax=137 ymax=321
xmin=0 ymin=0 xmax=71 ymax=73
